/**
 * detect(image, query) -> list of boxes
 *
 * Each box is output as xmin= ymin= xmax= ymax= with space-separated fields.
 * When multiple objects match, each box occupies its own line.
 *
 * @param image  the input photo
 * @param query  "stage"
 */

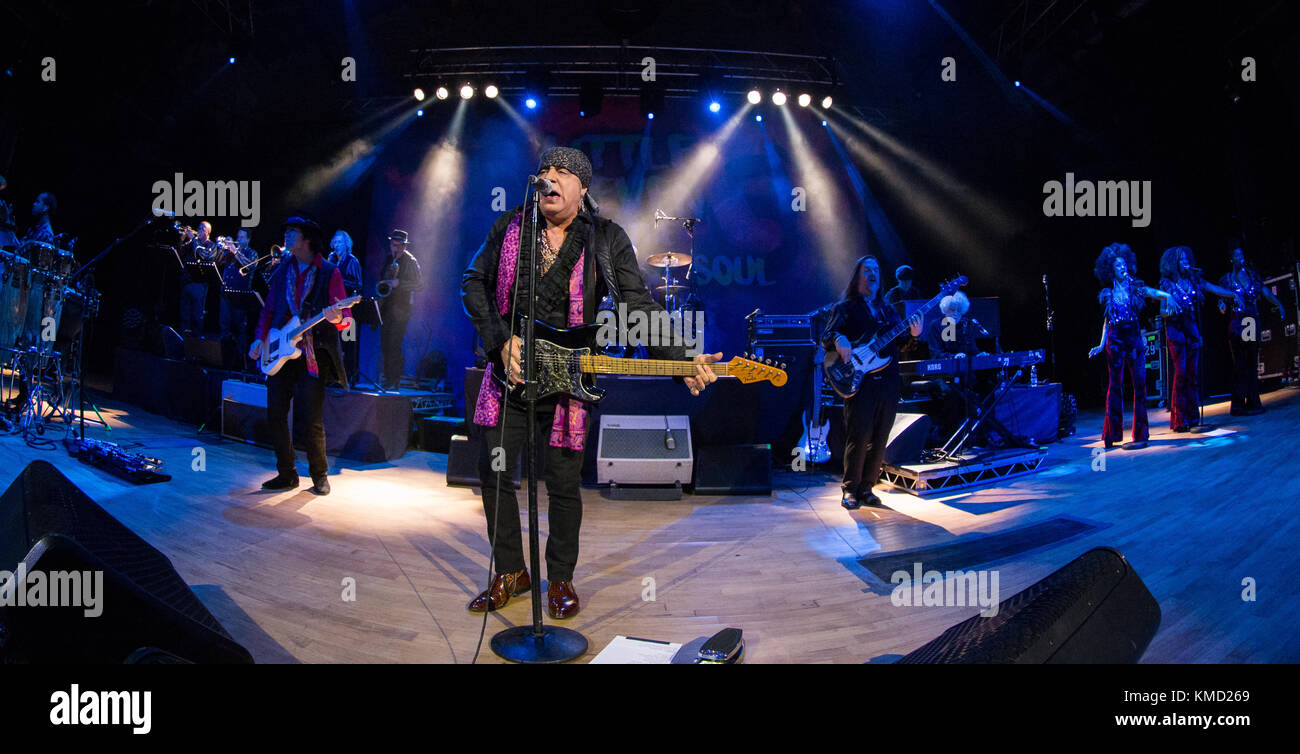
xmin=3 ymin=383 xmax=1296 ymax=664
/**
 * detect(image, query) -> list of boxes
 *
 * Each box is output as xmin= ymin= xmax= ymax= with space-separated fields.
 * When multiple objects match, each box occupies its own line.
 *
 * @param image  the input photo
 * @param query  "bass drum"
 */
xmin=0 ymin=251 xmax=31 ymax=349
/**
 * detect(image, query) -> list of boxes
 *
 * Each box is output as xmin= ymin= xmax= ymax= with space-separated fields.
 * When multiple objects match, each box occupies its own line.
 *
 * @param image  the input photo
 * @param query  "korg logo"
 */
xmin=49 ymin=684 xmax=152 ymax=735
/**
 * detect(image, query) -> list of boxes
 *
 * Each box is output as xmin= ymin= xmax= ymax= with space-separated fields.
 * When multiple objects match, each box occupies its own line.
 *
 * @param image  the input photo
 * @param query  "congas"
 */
xmin=19 ymin=241 xmax=59 ymax=274
xmin=0 ymin=252 xmax=31 ymax=349
xmin=56 ymin=249 xmax=76 ymax=278
xmin=23 ymin=269 xmax=65 ymax=351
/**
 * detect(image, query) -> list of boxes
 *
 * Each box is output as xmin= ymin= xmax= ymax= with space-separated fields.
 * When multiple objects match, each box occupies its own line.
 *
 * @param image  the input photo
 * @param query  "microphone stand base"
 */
xmin=490 ymin=625 xmax=588 ymax=664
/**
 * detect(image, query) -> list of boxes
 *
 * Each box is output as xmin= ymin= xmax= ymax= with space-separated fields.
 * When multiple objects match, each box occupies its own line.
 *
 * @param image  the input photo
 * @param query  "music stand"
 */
xmin=346 ymin=297 xmax=386 ymax=392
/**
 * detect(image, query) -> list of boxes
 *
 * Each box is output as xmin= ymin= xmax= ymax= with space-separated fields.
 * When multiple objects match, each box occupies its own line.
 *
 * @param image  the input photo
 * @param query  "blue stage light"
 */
xmin=228 ymin=57 xmax=236 ymax=64
xmin=755 ymin=114 xmax=762 ymax=122
xmin=822 ymin=120 xmax=827 ymax=126
xmin=1014 ymin=80 xmax=1021 ymax=87
xmin=647 ymin=112 xmax=655 ymax=120
xmin=416 ymin=109 xmax=424 ymax=117
xmin=525 ymin=97 xmax=538 ymax=109
xmin=709 ymin=101 xmax=721 ymax=113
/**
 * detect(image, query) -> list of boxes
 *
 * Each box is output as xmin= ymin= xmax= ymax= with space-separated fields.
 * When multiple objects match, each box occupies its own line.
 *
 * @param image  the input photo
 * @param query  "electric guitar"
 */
xmin=494 ymin=320 xmax=787 ymax=403
xmin=256 ymin=295 xmax=362 ymax=376
xmin=823 ymin=275 xmax=967 ymax=398
xmin=797 ymin=350 xmax=831 ymax=464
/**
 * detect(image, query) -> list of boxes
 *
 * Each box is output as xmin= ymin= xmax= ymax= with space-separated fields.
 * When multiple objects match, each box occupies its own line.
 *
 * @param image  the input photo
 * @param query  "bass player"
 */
xmin=821 ymin=254 xmax=922 ymax=510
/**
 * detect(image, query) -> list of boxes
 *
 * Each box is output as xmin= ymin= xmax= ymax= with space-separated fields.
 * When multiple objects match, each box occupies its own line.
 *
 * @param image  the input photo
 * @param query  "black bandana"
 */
xmin=537 ymin=147 xmax=593 ymax=188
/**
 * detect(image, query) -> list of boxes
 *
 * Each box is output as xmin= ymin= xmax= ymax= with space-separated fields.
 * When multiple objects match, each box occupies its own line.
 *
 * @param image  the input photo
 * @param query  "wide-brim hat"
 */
xmin=388 ymin=229 xmax=409 ymax=243
xmin=282 ymin=215 xmax=326 ymax=249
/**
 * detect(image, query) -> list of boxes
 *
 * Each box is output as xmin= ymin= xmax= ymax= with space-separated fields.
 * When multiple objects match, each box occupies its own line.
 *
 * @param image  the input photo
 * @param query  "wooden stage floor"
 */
xmin=4 ymin=386 xmax=1298 ymax=664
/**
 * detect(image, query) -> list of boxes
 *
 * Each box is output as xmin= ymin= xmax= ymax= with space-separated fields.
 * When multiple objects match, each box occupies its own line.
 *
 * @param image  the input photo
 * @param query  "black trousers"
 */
xmin=380 ymin=311 xmax=409 ymax=387
xmin=478 ymin=397 xmax=585 ymax=582
xmin=266 ymin=356 xmax=328 ymax=480
xmin=842 ymin=370 xmax=901 ymax=495
xmin=1228 ymin=335 xmax=1261 ymax=411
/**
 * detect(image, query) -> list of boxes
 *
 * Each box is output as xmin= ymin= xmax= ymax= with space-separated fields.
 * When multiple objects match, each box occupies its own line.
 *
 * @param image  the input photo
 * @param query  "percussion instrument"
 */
xmin=20 ymin=240 xmax=59 ymax=273
xmin=644 ymin=251 xmax=692 ymax=269
xmin=0 ymin=251 xmax=31 ymax=348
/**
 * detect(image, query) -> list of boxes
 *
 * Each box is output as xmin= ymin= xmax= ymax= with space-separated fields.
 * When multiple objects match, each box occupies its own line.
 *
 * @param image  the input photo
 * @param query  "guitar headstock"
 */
xmin=727 ymin=355 xmax=788 ymax=386
xmin=335 ymin=295 xmax=363 ymax=309
xmin=940 ymin=275 xmax=969 ymax=295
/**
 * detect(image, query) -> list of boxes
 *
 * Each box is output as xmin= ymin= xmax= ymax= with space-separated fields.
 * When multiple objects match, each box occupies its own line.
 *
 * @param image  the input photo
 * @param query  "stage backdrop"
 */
xmin=365 ymin=97 xmax=882 ymax=407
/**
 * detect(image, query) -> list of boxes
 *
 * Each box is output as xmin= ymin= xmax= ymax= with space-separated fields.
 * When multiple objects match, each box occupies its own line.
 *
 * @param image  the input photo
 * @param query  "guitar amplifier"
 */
xmin=596 ymin=415 xmax=692 ymax=487
xmin=748 ymin=314 xmax=814 ymax=346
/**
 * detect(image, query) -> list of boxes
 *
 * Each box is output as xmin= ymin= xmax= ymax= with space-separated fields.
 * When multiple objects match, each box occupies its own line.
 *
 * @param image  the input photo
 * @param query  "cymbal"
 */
xmin=645 ymin=251 xmax=692 ymax=268
xmin=654 ymin=284 xmax=690 ymax=295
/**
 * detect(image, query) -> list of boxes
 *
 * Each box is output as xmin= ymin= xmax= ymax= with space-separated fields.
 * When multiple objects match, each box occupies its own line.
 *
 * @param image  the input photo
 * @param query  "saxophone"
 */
xmin=376 ymin=256 xmax=400 ymax=298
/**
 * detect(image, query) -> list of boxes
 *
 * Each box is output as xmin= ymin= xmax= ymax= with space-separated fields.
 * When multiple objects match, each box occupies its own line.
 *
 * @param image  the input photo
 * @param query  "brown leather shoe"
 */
xmin=547 ymin=580 xmax=580 ymax=619
xmin=467 ymin=569 xmax=530 ymax=613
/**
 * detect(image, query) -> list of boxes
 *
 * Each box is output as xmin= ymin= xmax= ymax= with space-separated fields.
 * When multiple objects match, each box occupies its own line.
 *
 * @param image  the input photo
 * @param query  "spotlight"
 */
xmin=484 ymin=84 xmax=499 ymax=99
xmin=747 ymin=89 xmax=762 ymax=105
xmin=821 ymin=120 xmax=827 ymax=126
xmin=413 ymin=88 xmax=425 ymax=101
xmin=525 ymin=97 xmax=538 ymax=110
xmin=417 ymin=109 xmax=424 ymax=117
xmin=647 ymin=112 xmax=655 ymax=120
xmin=1014 ymin=80 xmax=1021 ymax=87
xmin=435 ymin=86 xmax=449 ymax=100
xmin=709 ymin=101 xmax=721 ymax=113
xmin=820 ymin=95 xmax=833 ymax=109
xmin=460 ymin=84 xmax=474 ymax=100
xmin=798 ymin=93 xmax=811 ymax=107
xmin=772 ymin=91 xmax=787 ymax=106
xmin=228 ymin=57 xmax=236 ymax=64
xmin=755 ymin=114 xmax=762 ymax=122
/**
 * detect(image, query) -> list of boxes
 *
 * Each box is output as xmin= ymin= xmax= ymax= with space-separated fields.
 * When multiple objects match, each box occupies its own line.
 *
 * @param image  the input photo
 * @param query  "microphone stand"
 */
xmin=490 ymin=182 xmax=588 ymax=663
xmin=1189 ymin=273 xmax=1211 ymax=432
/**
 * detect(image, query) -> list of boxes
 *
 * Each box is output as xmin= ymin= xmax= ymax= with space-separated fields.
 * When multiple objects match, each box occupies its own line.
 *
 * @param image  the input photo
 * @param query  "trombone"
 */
xmin=238 ymin=243 xmax=284 ymax=276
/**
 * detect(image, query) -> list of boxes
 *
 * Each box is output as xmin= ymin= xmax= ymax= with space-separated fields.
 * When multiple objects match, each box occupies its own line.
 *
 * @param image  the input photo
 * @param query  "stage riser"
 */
xmin=883 ymin=449 xmax=1048 ymax=496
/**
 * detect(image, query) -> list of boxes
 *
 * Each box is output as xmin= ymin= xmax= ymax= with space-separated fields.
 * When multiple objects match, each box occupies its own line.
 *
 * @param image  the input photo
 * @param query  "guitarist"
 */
xmin=250 ymin=216 xmax=353 ymax=496
xmin=821 ymin=255 xmax=922 ymax=510
xmin=461 ymin=146 xmax=721 ymax=619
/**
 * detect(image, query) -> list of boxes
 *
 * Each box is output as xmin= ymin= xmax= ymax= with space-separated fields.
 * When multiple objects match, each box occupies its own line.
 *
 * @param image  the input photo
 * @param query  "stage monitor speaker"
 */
xmin=691 ymin=444 xmax=771 ymax=495
xmin=884 ymin=413 xmax=932 ymax=466
xmin=220 ymin=379 xmax=283 ymax=448
xmin=596 ymin=415 xmax=692 ymax=486
xmin=0 ymin=461 xmax=254 ymax=663
xmin=897 ymin=547 xmax=1160 ymax=664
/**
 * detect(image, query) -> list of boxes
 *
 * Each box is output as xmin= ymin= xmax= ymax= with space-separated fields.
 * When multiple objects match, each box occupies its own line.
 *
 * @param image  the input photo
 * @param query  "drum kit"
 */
xmin=0 ymin=237 xmax=99 ymax=439
xmin=646 ymin=209 xmax=703 ymax=313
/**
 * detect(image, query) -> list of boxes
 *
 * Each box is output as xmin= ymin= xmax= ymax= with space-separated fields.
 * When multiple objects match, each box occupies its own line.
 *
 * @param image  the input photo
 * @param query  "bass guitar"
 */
xmin=823 ymin=275 xmax=967 ymax=398
xmin=256 ymin=295 xmax=362 ymax=376
xmin=494 ymin=320 xmax=787 ymax=403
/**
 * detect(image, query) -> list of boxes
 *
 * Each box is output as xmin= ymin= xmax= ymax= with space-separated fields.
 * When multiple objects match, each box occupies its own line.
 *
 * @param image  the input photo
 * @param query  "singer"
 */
xmin=461 ymin=146 xmax=720 ymax=619
xmin=1157 ymin=246 xmax=1241 ymax=431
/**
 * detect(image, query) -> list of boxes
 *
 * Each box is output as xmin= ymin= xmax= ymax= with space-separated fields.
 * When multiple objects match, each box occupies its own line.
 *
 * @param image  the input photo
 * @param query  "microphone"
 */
xmin=527 ymin=175 xmax=554 ymax=195
xmin=970 ymin=317 xmax=991 ymax=337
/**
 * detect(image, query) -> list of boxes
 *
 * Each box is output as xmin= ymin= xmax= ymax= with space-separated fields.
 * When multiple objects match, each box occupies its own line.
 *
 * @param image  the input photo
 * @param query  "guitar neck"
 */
xmin=870 ymin=296 xmax=943 ymax=349
xmin=578 ymin=355 xmax=732 ymax=378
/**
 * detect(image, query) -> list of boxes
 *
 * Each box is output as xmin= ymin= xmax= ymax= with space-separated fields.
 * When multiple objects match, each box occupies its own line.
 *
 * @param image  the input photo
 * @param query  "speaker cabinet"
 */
xmin=691 ymin=444 xmax=772 ymax=495
xmin=898 ymin=547 xmax=1161 ymax=664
